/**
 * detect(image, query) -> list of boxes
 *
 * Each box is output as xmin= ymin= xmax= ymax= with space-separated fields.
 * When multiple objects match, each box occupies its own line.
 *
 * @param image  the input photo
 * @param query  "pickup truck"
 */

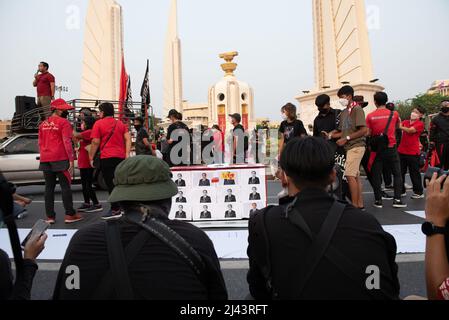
xmin=0 ymin=133 xmax=106 ymax=189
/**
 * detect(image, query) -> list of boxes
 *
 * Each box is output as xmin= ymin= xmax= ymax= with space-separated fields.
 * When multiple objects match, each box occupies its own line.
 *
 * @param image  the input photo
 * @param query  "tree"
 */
xmin=412 ymin=93 xmax=449 ymax=115
xmin=396 ymin=93 xmax=449 ymax=120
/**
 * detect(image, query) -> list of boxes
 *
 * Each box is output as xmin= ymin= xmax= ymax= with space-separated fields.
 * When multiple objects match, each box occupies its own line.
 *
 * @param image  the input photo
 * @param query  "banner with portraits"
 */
xmin=168 ymin=165 xmax=267 ymax=222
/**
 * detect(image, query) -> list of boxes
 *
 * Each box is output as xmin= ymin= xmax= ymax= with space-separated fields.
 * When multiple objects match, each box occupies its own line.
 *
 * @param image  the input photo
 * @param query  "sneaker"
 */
xmin=411 ymin=193 xmax=425 ymax=200
xmin=45 ymin=217 xmax=56 ymax=225
xmin=101 ymin=209 xmax=123 ymax=220
xmin=85 ymin=204 xmax=103 ymax=213
xmin=393 ymin=199 xmax=407 ymax=208
xmin=384 ymin=185 xmax=394 ymax=191
xmin=65 ymin=213 xmax=84 ymax=224
xmin=373 ymin=201 xmax=383 ymax=209
xmin=16 ymin=210 xmax=28 ymax=220
xmin=77 ymin=203 xmax=91 ymax=212
xmin=405 ymin=183 xmax=413 ymax=190
xmin=381 ymin=192 xmax=394 ymax=201
xmin=401 ymin=193 xmax=407 ymax=198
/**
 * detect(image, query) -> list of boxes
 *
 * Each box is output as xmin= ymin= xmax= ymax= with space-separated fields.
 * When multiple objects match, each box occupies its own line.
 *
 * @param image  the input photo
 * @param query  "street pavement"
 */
xmin=5 ymin=177 xmax=428 ymax=300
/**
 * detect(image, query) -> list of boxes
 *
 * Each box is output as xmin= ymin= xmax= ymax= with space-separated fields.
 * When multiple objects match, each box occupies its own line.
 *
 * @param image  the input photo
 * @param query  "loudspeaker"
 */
xmin=15 ymin=96 xmax=37 ymax=115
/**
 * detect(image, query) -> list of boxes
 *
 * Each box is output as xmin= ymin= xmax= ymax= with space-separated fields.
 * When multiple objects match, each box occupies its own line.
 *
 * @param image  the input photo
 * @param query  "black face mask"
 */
xmin=441 ymin=107 xmax=449 ymax=114
xmin=135 ymin=125 xmax=143 ymax=132
xmin=61 ymin=111 xmax=69 ymax=119
xmin=318 ymin=108 xmax=330 ymax=115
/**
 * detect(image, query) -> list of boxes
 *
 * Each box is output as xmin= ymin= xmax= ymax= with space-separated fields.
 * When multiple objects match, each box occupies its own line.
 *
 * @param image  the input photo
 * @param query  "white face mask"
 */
xmin=339 ymin=98 xmax=349 ymax=108
xmin=281 ymin=113 xmax=288 ymax=121
xmin=410 ymin=112 xmax=420 ymax=121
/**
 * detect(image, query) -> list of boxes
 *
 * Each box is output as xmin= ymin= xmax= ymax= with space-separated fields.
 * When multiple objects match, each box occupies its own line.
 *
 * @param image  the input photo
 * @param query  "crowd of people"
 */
xmin=1 ymin=68 xmax=449 ymax=300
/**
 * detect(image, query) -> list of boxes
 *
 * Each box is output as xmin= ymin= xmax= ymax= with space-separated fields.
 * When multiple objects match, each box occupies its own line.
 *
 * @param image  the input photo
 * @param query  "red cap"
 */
xmin=50 ymin=99 xmax=74 ymax=111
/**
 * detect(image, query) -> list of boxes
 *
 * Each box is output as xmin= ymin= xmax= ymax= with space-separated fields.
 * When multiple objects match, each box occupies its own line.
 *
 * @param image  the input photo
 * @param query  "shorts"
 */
xmin=345 ymin=146 xmax=365 ymax=178
xmin=39 ymin=160 xmax=70 ymax=173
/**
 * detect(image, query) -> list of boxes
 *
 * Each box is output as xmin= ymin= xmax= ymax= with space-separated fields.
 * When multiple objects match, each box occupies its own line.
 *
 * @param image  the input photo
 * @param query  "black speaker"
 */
xmin=15 ymin=96 xmax=37 ymax=115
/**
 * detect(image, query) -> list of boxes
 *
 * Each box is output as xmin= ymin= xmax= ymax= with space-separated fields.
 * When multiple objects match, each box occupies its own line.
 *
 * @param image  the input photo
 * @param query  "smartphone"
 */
xmin=21 ymin=219 xmax=50 ymax=249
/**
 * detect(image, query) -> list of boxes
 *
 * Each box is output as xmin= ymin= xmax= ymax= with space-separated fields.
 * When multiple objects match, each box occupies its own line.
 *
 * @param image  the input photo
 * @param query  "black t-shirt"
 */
xmin=167 ymin=121 xmax=190 ymax=166
xmin=0 ymin=249 xmax=37 ymax=300
xmin=431 ymin=113 xmax=449 ymax=144
xmin=279 ymin=119 xmax=307 ymax=144
xmin=135 ymin=128 xmax=152 ymax=156
xmin=53 ymin=217 xmax=228 ymax=300
xmin=248 ymin=188 xmax=400 ymax=300
xmin=313 ymin=109 xmax=341 ymax=137
xmin=232 ymin=124 xmax=248 ymax=151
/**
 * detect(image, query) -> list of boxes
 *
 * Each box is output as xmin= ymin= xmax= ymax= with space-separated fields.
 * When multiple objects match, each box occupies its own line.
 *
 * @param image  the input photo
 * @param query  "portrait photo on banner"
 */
xmin=169 ymin=203 xmax=192 ymax=221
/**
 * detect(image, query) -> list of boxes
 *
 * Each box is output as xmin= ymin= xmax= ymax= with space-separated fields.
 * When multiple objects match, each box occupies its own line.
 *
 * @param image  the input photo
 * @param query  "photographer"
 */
xmin=247 ymin=137 xmax=400 ymax=300
xmin=424 ymin=173 xmax=449 ymax=300
xmin=0 ymin=174 xmax=48 ymax=300
xmin=53 ymin=156 xmax=227 ymax=300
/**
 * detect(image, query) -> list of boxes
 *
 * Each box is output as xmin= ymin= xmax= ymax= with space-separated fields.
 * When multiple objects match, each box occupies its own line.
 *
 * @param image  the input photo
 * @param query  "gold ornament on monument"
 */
xmin=219 ymin=51 xmax=238 ymax=76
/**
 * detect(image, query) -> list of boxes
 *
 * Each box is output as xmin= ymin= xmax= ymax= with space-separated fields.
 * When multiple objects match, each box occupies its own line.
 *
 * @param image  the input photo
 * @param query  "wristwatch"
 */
xmin=421 ymin=222 xmax=447 ymax=237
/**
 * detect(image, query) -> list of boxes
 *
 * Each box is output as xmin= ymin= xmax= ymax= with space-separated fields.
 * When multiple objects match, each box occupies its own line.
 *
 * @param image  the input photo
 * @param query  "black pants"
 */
xmin=44 ymin=171 xmax=75 ymax=218
xmin=400 ymin=154 xmax=423 ymax=195
xmin=371 ymin=147 xmax=403 ymax=201
xmin=383 ymin=165 xmax=393 ymax=187
xmin=100 ymin=158 xmax=124 ymax=211
xmin=80 ymin=168 xmax=99 ymax=205
xmin=436 ymin=142 xmax=449 ymax=170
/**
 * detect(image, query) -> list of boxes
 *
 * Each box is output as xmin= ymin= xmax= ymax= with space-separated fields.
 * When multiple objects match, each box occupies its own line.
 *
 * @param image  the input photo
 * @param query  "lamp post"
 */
xmin=55 ymin=86 xmax=69 ymax=99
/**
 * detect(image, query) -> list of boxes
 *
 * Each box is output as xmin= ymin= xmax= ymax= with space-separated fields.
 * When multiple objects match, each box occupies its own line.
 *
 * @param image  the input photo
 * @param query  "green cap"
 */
xmin=108 ymin=156 xmax=178 ymax=203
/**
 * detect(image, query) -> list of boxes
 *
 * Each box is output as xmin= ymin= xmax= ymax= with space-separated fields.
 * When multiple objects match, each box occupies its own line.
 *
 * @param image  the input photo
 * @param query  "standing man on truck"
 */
xmin=33 ymin=62 xmax=55 ymax=118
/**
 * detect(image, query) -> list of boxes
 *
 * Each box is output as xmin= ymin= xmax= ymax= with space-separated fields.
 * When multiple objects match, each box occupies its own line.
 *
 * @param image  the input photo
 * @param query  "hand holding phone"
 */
xmin=24 ymin=233 xmax=48 ymax=261
xmin=21 ymin=220 xmax=49 ymax=249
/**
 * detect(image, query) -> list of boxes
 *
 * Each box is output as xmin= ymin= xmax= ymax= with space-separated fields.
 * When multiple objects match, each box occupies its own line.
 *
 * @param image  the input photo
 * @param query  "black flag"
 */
xmin=140 ymin=59 xmax=151 ymax=116
xmin=124 ymin=76 xmax=134 ymax=121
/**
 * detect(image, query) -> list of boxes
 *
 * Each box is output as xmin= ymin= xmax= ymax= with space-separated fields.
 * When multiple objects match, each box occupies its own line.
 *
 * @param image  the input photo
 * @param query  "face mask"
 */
xmin=410 ymin=112 xmax=420 ymax=121
xmin=442 ymin=107 xmax=449 ymax=114
xmin=318 ymin=107 xmax=329 ymax=114
xmin=281 ymin=113 xmax=288 ymax=121
xmin=339 ymin=99 xmax=349 ymax=108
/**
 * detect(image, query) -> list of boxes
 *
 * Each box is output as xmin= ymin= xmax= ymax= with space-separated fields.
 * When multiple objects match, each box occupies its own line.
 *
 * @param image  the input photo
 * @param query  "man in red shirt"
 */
xmin=33 ymin=62 xmax=55 ymax=114
xmin=38 ymin=99 xmax=83 ymax=224
xmin=89 ymin=103 xmax=131 ymax=219
xmin=398 ymin=106 xmax=425 ymax=199
xmin=366 ymin=92 xmax=406 ymax=209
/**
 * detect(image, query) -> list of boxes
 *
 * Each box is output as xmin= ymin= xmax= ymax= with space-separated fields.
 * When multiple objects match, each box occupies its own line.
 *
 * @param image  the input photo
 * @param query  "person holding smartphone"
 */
xmin=0 ymin=215 xmax=48 ymax=300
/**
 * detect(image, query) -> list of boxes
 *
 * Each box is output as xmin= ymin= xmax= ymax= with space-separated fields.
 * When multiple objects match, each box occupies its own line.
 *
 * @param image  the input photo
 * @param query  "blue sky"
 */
xmin=1 ymin=0 xmax=448 ymax=120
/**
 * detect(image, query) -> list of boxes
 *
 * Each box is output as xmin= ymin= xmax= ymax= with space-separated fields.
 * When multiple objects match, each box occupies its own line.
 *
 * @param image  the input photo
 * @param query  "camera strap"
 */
xmin=254 ymin=198 xmax=396 ymax=300
xmin=286 ymin=199 xmax=396 ymax=300
xmin=0 ymin=177 xmax=24 ymax=277
xmin=93 ymin=207 xmax=206 ymax=299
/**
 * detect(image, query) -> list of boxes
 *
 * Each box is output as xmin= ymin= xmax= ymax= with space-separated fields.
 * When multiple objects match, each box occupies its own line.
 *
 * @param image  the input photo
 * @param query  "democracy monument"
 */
xmin=78 ymin=0 xmax=383 ymax=130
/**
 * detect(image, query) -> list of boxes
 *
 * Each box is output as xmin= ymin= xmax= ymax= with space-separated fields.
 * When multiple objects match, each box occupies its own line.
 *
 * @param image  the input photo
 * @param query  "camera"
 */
xmin=424 ymin=166 xmax=449 ymax=188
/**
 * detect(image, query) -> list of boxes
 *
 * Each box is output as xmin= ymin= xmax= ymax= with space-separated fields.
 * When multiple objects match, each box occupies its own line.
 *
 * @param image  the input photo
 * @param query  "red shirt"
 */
xmin=36 ymin=72 xmax=55 ymax=97
xmin=398 ymin=120 xmax=424 ymax=156
xmin=213 ymin=130 xmax=225 ymax=152
xmin=91 ymin=117 xmax=128 ymax=159
xmin=366 ymin=109 xmax=401 ymax=148
xmin=38 ymin=115 xmax=74 ymax=162
xmin=78 ymin=130 xmax=93 ymax=169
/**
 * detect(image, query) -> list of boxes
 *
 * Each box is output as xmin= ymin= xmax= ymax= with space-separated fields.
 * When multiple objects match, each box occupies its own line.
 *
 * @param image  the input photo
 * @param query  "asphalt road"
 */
xmin=7 ymin=177 xmax=429 ymax=300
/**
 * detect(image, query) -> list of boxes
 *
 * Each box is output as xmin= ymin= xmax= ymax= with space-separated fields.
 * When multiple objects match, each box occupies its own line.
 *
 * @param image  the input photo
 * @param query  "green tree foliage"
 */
xmin=396 ymin=93 xmax=449 ymax=120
